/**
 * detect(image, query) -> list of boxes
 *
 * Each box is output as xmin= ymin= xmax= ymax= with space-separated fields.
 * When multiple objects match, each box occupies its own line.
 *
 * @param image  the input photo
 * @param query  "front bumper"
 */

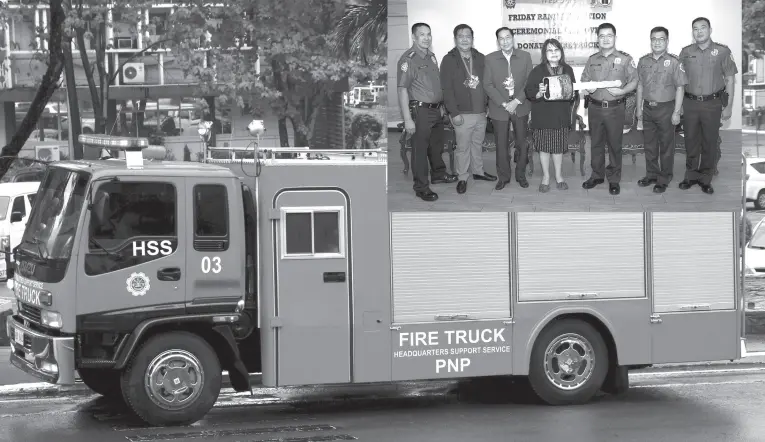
xmin=6 ymin=316 xmax=75 ymax=384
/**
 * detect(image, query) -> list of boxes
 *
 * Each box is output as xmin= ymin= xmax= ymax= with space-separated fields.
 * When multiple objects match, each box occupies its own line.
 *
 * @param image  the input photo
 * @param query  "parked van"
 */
xmin=0 ymin=182 xmax=40 ymax=280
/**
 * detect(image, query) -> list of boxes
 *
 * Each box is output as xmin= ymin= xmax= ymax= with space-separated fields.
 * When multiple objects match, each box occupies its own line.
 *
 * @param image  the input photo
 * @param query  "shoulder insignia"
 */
xmin=618 ymin=50 xmax=631 ymax=58
xmin=639 ymin=53 xmax=651 ymax=60
xmin=666 ymin=52 xmax=679 ymax=59
xmin=716 ymin=42 xmax=730 ymax=49
xmin=406 ymin=51 xmax=415 ymax=59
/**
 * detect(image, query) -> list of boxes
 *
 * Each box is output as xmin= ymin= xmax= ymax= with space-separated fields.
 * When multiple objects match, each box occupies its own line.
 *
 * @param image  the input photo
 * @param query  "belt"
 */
xmin=643 ymin=100 xmax=673 ymax=107
xmin=409 ymin=100 xmax=442 ymax=109
xmin=684 ymin=89 xmax=724 ymax=101
xmin=589 ymin=97 xmax=625 ymax=108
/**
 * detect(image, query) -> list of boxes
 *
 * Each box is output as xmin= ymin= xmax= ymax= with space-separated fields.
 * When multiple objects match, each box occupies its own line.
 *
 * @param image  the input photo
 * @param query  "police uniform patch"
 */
xmin=615 ymin=58 xmax=621 ymax=65
xmin=711 ymin=49 xmax=718 ymax=56
xmin=401 ymin=61 xmax=408 ymax=72
xmin=630 ymin=58 xmax=636 ymax=68
xmin=664 ymin=60 xmax=670 ymax=67
xmin=679 ymin=63 xmax=685 ymax=72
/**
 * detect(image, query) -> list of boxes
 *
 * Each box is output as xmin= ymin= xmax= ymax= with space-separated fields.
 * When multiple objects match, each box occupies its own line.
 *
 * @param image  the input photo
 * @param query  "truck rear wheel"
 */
xmin=527 ymin=319 xmax=608 ymax=405
xmin=120 ymin=331 xmax=222 ymax=426
xmin=78 ymin=368 xmax=122 ymax=399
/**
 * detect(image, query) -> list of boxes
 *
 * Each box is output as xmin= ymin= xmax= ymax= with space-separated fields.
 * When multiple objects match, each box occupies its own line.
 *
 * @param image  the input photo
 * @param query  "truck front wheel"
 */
xmin=527 ymin=319 xmax=608 ymax=405
xmin=120 ymin=331 xmax=222 ymax=426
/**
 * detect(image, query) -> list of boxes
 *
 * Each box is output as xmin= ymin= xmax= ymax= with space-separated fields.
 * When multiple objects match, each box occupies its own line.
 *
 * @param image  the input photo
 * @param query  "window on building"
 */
xmin=282 ymin=208 xmax=344 ymax=258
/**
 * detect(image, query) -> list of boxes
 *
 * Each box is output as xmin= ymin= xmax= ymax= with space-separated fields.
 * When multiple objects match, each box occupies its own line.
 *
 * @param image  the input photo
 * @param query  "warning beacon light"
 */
xmin=78 ymin=134 xmax=165 ymax=169
xmin=247 ymin=119 xmax=265 ymax=138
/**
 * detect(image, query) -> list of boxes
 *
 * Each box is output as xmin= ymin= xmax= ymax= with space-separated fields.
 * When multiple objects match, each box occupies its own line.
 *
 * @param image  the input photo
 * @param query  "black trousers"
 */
xmin=493 ymin=114 xmax=529 ymax=183
xmin=588 ymin=103 xmax=625 ymax=183
xmin=642 ymin=101 xmax=676 ymax=186
xmin=410 ymin=105 xmax=448 ymax=193
xmin=682 ymin=97 xmax=722 ymax=186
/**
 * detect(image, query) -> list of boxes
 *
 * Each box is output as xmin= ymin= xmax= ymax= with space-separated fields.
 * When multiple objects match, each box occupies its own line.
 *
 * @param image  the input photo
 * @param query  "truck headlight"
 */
xmin=41 ymin=310 xmax=62 ymax=329
xmin=11 ymin=300 xmax=18 ymax=316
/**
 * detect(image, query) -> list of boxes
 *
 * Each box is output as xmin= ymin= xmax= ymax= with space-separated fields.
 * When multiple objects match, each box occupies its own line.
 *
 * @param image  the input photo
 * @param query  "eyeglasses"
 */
xmin=651 ymin=38 xmax=667 ymax=42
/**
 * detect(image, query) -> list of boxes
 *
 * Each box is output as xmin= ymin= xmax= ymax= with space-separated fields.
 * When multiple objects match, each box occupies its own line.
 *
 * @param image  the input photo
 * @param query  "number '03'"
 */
xmin=201 ymin=256 xmax=222 ymax=274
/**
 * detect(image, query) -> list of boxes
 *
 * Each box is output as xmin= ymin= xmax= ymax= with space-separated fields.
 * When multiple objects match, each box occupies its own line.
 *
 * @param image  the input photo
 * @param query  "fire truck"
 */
xmin=5 ymin=132 xmax=744 ymax=427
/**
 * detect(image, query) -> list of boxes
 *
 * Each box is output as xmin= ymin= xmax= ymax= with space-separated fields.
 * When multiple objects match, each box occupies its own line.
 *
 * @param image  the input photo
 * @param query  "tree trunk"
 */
xmin=0 ymin=0 xmax=67 ymax=174
xmin=63 ymin=45 xmax=83 ymax=160
xmin=75 ymin=26 xmax=104 ymax=132
xmin=278 ymin=118 xmax=289 ymax=147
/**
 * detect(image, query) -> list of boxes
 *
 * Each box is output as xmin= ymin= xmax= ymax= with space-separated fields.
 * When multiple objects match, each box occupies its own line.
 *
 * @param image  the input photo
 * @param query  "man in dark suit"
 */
xmin=483 ymin=27 xmax=533 ymax=190
xmin=441 ymin=24 xmax=497 ymax=194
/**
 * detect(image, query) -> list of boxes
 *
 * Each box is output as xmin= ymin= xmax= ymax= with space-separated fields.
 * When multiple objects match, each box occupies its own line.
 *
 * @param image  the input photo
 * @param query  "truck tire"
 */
xmin=527 ymin=319 xmax=608 ymax=406
xmin=78 ymin=368 xmax=122 ymax=399
xmin=120 ymin=331 xmax=222 ymax=426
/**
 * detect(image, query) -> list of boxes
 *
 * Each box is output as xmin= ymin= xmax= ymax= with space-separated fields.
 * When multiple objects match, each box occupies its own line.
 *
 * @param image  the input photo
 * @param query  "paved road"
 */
xmin=0 ymin=367 xmax=765 ymax=441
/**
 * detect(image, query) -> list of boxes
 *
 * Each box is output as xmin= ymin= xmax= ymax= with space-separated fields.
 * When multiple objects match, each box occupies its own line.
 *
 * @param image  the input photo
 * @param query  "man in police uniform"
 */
xmin=678 ymin=17 xmax=737 ymax=195
xmin=397 ymin=22 xmax=457 ymax=202
xmin=636 ymin=26 xmax=687 ymax=194
xmin=581 ymin=23 xmax=639 ymax=196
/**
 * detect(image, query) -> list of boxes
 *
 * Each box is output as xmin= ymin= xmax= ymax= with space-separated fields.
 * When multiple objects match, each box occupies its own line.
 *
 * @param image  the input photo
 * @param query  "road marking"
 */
xmin=633 ymin=379 xmax=765 ymax=389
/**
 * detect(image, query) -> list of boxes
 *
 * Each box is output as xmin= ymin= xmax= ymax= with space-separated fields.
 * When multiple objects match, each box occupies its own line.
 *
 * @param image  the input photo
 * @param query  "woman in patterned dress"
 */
xmin=524 ymin=38 xmax=578 ymax=192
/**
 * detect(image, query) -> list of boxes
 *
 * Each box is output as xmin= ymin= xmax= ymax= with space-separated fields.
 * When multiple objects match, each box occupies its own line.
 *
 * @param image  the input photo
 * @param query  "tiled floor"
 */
xmin=387 ymin=129 xmax=742 ymax=212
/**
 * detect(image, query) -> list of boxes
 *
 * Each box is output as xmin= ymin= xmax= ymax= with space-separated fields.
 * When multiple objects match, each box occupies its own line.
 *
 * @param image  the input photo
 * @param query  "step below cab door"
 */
xmin=649 ymin=212 xmax=740 ymax=364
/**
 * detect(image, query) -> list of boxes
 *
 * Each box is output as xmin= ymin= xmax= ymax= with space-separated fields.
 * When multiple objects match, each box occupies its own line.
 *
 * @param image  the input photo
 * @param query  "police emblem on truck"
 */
xmin=126 ymin=272 xmax=151 ymax=296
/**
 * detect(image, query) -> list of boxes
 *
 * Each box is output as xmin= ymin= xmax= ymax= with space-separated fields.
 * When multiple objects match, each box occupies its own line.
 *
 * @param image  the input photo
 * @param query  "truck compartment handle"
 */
xmin=434 ymin=314 xmax=474 ymax=321
xmin=157 ymin=267 xmax=182 ymax=281
xmin=678 ymin=304 xmax=711 ymax=311
xmin=565 ymin=292 xmax=599 ymax=299
xmin=323 ymin=272 xmax=346 ymax=283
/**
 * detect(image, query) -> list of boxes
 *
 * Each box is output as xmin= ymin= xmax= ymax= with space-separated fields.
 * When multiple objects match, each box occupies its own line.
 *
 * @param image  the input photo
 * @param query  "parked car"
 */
xmin=746 ymin=157 xmax=765 ymax=209
xmin=0 ymin=182 xmax=40 ymax=281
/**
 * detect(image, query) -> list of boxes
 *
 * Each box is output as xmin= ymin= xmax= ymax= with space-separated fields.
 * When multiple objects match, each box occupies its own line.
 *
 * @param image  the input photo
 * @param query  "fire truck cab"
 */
xmin=5 ymin=134 xmax=744 ymax=427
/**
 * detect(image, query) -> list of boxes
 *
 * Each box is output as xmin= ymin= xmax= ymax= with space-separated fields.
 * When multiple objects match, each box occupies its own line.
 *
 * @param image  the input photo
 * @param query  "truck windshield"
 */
xmin=19 ymin=167 xmax=90 ymax=260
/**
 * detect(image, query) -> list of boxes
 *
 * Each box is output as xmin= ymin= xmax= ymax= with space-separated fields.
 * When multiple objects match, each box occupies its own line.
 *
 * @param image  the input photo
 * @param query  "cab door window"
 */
xmin=85 ymin=181 xmax=177 ymax=276
xmin=11 ymin=196 xmax=26 ymax=222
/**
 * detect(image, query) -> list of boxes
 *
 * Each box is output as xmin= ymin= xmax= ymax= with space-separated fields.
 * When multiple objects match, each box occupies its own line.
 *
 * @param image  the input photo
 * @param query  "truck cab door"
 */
xmin=76 ymin=178 xmax=187 ymax=327
xmin=184 ymin=178 xmax=244 ymax=313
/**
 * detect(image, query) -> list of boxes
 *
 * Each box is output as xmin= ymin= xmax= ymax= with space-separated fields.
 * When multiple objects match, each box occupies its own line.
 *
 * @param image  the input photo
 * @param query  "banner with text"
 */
xmin=503 ymin=0 xmax=613 ymax=66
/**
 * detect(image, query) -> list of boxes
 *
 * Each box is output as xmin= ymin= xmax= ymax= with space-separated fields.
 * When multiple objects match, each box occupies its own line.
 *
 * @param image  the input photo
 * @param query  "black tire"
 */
xmin=120 ymin=331 xmax=222 ymax=426
xmin=756 ymin=190 xmax=765 ymax=210
xmin=78 ymin=368 xmax=122 ymax=399
xmin=527 ymin=319 xmax=608 ymax=405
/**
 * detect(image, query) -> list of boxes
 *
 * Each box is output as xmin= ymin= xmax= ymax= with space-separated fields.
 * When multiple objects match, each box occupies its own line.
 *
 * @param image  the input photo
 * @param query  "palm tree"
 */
xmin=330 ymin=0 xmax=386 ymax=65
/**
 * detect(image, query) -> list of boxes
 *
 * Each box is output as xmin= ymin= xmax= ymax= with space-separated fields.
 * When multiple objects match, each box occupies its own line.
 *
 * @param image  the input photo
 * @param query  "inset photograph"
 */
xmin=388 ymin=0 xmax=742 ymax=211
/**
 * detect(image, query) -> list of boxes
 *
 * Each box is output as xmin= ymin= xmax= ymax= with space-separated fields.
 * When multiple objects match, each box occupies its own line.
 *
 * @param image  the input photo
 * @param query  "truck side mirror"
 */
xmin=10 ymin=212 xmax=23 ymax=223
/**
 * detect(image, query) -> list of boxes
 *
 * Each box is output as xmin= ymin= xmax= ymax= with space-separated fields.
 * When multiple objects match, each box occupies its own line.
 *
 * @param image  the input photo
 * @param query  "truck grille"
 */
xmin=19 ymin=303 xmax=41 ymax=324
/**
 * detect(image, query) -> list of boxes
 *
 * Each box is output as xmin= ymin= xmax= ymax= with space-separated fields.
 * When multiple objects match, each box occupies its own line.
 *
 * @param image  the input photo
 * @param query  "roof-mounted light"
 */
xmin=78 ymin=134 xmax=153 ymax=169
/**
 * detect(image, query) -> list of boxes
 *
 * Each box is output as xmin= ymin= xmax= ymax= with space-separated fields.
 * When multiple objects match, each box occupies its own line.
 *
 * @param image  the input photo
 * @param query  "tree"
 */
xmin=0 ymin=0 xmax=67 ymax=169
xmin=330 ymin=0 xmax=386 ymax=66
xmin=169 ymin=0 xmax=386 ymax=146
xmin=744 ymin=0 xmax=765 ymax=58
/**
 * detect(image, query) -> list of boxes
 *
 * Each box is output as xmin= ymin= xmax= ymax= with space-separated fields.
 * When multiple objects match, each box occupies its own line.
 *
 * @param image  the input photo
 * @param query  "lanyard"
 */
xmin=460 ymin=53 xmax=472 ymax=78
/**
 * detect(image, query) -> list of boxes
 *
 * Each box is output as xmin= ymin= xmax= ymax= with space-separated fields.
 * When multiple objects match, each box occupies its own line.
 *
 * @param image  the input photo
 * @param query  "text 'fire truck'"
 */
xmin=5 ymin=131 xmax=744 ymax=426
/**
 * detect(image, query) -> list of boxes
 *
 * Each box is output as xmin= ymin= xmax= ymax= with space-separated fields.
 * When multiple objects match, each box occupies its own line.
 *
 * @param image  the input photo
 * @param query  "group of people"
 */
xmin=396 ymin=18 xmax=736 ymax=202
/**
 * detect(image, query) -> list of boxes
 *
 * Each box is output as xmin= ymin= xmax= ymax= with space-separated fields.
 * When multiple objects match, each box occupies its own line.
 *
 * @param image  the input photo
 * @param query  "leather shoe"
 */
xmin=517 ymin=177 xmax=529 ymax=188
xmin=432 ymin=174 xmax=458 ymax=184
xmin=495 ymin=180 xmax=509 ymax=190
xmin=653 ymin=184 xmax=667 ymax=193
xmin=582 ymin=178 xmax=604 ymax=189
xmin=609 ymin=183 xmax=620 ymax=195
xmin=678 ymin=179 xmax=697 ymax=190
xmin=700 ymin=183 xmax=714 ymax=194
xmin=638 ymin=177 xmax=657 ymax=187
xmin=473 ymin=172 xmax=498 ymax=182
xmin=457 ymin=180 xmax=467 ymax=194
xmin=415 ymin=190 xmax=438 ymax=201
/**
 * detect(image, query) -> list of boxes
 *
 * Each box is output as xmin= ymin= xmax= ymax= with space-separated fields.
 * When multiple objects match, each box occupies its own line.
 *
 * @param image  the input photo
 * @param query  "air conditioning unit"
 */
xmin=34 ymin=145 xmax=60 ymax=162
xmin=122 ymin=62 xmax=145 ymax=84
